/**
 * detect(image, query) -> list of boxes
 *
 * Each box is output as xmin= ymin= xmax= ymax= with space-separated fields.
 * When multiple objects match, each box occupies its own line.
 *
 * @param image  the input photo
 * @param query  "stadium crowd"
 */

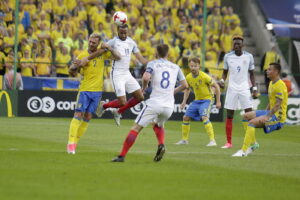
xmin=0 ymin=0 xmax=243 ymax=88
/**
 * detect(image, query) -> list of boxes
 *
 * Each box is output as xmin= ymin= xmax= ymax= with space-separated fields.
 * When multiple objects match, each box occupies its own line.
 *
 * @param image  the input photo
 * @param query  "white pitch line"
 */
xmin=1 ymin=148 xmax=300 ymax=157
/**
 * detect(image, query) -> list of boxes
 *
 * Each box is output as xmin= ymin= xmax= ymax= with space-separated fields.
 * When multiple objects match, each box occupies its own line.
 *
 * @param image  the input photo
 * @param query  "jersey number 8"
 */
xmin=160 ymin=71 xmax=170 ymax=89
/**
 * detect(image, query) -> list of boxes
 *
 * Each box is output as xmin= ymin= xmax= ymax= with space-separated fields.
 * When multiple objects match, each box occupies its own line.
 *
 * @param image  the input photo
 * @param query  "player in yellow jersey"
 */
xmin=232 ymin=63 xmax=288 ymax=157
xmin=176 ymin=57 xmax=221 ymax=146
xmin=67 ymin=34 xmax=121 ymax=154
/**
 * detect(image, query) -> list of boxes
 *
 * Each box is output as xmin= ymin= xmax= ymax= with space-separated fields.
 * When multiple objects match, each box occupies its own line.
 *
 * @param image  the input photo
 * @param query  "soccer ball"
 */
xmin=113 ymin=11 xmax=127 ymax=26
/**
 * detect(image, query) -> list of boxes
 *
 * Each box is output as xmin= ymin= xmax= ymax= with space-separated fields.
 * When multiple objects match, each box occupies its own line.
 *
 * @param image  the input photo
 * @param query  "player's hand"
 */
xmin=218 ymin=79 xmax=225 ymax=89
xmin=261 ymin=115 xmax=269 ymax=124
xmin=216 ymin=101 xmax=221 ymax=109
xmin=80 ymin=57 xmax=89 ymax=66
xmin=101 ymin=42 xmax=111 ymax=50
xmin=180 ymin=103 xmax=186 ymax=110
xmin=252 ymin=90 xmax=260 ymax=99
xmin=142 ymin=87 xmax=148 ymax=94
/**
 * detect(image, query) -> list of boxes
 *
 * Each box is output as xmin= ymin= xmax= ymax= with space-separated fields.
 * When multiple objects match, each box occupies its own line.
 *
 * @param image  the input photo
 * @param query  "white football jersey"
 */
xmin=108 ymin=36 xmax=139 ymax=75
xmin=145 ymin=58 xmax=185 ymax=108
xmin=224 ymin=51 xmax=255 ymax=91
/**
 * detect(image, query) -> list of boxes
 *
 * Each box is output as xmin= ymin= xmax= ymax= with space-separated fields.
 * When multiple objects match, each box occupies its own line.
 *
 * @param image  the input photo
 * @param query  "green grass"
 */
xmin=0 ymin=117 xmax=299 ymax=200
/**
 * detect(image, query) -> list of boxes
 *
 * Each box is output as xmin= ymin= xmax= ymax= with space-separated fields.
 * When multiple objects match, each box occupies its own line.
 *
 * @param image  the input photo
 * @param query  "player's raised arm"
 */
xmin=134 ymin=52 xmax=148 ymax=65
xmin=101 ymin=42 xmax=121 ymax=60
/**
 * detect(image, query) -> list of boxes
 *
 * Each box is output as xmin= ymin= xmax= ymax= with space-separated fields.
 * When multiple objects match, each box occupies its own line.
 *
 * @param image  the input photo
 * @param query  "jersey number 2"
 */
xmin=160 ymin=71 xmax=170 ymax=89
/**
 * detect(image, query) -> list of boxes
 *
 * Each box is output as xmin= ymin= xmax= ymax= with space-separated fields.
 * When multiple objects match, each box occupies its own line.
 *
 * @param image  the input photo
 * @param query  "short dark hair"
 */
xmin=189 ymin=57 xmax=200 ymax=64
xmin=156 ymin=44 xmax=169 ymax=58
xmin=233 ymin=35 xmax=244 ymax=42
xmin=270 ymin=62 xmax=281 ymax=73
xmin=118 ymin=23 xmax=129 ymax=29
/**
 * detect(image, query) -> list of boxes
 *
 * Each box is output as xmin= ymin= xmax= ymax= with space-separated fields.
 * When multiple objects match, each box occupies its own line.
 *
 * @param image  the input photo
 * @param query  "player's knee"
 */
xmin=118 ymin=99 xmax=126 ymax=106
xmin=74 ymin=112 xmax=83 ymax=119
xmin=183 ymin=116 xmax=190 ymax=121
xmin=84 ymin=113 xmax=92 ymax=121
xmin=137 ymin=95 xmax=144 ymax=102
xmin=202 ymin=116 xmax=208 ymax=121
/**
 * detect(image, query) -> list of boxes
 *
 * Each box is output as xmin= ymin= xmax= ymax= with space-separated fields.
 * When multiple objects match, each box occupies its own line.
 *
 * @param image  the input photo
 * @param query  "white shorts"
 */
xmin=135 ymin=105 xmax=173 ymax=127
xmin=110 ymin=72 xmax=141 ymax=97
xmin=224 ymin=88 xmax=253 ymax=110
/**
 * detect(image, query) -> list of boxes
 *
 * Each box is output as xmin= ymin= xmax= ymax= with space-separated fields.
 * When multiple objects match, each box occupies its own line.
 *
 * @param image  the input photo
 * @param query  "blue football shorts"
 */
xmin=185 ymin=99 xmax=212 ymax=121
xmin=75 ymin=91 xmax=102 ymax=114
xmin=255 ymin=110 xmax=285 ymax=134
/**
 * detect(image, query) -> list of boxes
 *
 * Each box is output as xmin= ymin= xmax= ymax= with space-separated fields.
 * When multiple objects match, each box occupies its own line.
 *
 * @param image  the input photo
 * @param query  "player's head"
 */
xmin=117 ymin=24 xmax=128 ymax=41
xmin=156 ymin=44 xmax=169 ymax=58
xmin=188 ymin=57 xmax=200 ymax=74
xmin=232 ymin=35 xmax=243 ymax=53
xmin=88 ymin=33 xmax=101 ymax=52
xmin=267 ymin=62 xmax=281 ymax=79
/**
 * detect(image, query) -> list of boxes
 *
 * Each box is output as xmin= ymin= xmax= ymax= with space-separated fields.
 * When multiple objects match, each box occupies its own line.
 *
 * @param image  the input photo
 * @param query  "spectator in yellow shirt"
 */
xmin=35 ymin=48 xmax=51 ymax=77
xmin=0 ymin=51 xmax=6 ymax=75
xmin=229 ymin=22 xmax=243 ymax=37
xmin=3 ymin=28 xmax=14 ymax=54
xmin=53 ymin=0 xmax=67 ymax=18
xmin=20 ymin=49 xmax=35 ymax=77
xmin=55 ymin=45 xmax=71 ymax=77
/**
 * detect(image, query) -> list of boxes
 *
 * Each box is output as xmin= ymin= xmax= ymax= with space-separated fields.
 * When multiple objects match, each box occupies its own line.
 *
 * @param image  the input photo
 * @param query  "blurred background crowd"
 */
xmin=0 ymin=0 xmax=244 ymax=82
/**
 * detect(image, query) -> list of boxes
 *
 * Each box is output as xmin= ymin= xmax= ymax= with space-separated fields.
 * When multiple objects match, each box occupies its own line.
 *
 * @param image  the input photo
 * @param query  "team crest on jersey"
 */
xmin=198 ymin=80 xmax=202 ymax=85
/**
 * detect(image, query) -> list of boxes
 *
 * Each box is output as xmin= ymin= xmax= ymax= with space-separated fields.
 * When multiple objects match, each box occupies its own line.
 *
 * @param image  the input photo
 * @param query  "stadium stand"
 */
xmin=0 ymin=0 xmax=298 ymax=93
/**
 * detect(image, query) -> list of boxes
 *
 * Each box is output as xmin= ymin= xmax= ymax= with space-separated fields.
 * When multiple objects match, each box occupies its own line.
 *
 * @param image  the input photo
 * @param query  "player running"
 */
xmin=175 ymin=57 xmax=221 ymax=146
xmin=219 ymin=36 xmax=258 ymax=149
xmin=67 ymin=33 xmax=121 ymax=154
xmin=112 ymin=44 xmax=188 ymax=162
xmin=232 ymin=63 xmax=288 ymax=157
xmin=79 ymin=24 xmax=148 ymax=126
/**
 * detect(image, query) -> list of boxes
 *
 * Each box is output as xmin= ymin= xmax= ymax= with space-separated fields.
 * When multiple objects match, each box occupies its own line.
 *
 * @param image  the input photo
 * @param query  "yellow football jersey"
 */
xmin=186 ymin=71 xmax=214 ymax=100
xmin=268 ymin=79 xmax=288 ymax=123
xmin=77 ymin=50 xmax=111 ymax=92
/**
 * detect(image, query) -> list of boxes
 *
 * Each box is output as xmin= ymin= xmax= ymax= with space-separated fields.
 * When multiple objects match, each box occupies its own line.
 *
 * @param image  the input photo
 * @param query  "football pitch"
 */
xmin=0 ymin=117 xmax=299 ymax=200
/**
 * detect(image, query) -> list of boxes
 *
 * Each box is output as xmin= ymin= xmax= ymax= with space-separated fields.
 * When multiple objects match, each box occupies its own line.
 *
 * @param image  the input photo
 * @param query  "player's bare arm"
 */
xmin=249 ymin=69 xmax=258 ymax=97
xmin=212 ymin=81 xmax=222 ymax=109
xmin=101 ymin=43 xmax=121 ymax=60
xmin=141 ymin=71 xmax=151 ymax=93
xmin=134 ymin=52 xmax=148 ymax=65
xmin=179 ymin=87 xmax=191 ymax=110
xmin=175 ymin=80 xmax=188 ymax=96
xmin=262 ymin=97 xmax=282 ymax=123
xmin=219 ymin=69 xmax=228 ymax=88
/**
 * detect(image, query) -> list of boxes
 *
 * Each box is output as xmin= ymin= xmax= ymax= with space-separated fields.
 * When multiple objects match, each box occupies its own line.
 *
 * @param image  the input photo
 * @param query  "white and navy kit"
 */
xmin=108 ymin=36 xmax=141 ymax=96
xmin=135 ymin=58 xmax=186 ymax=127
xmin=223 ymin=51 xmax=255 ymax=110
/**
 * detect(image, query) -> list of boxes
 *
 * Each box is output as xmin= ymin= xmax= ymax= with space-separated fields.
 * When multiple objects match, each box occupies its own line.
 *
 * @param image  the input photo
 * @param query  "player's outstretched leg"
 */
xmin=95 ymin=101 xmax=106 ymax=117
xmin=111 ymin=130 xmax=139 ymax=162
xmin=118 ymin=97 xmax=141 ymax=114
